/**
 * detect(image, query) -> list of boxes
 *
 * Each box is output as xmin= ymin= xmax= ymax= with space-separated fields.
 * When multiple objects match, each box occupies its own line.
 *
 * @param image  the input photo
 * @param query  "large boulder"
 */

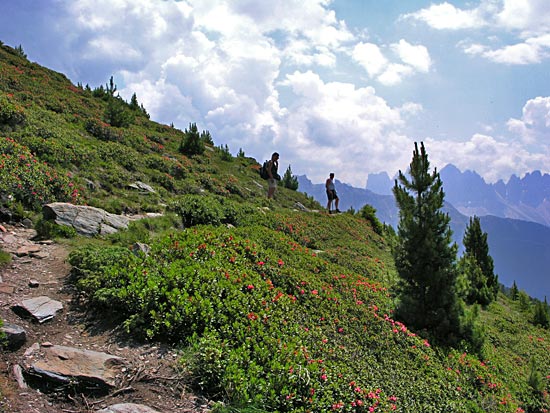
xmin=43 ymin=202 xmax=130 ymax=236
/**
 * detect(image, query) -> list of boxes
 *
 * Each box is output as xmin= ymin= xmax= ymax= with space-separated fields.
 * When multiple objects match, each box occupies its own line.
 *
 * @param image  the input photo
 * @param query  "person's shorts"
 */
xmin=326 ymin=190 xmax=338 ymax=200
xmin=268 ymin=178 xmax=278 ymax=189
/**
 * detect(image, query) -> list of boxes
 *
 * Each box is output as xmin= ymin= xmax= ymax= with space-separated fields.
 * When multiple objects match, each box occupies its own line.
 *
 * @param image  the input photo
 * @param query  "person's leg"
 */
xmin=267 ymin=179 xmax=276 ymax=198
xmin=335 ymin=197 xmax=340 ymax=212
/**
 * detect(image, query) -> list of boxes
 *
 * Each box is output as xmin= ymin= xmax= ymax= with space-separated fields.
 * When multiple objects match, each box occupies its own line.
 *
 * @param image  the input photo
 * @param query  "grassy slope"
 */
xmin=1 ymin=43 xmax=549 ymax=412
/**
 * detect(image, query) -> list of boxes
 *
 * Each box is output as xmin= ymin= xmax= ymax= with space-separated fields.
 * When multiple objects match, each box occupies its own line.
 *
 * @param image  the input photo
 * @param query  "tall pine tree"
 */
xmin=393 ymin=142 xmax=461 ymax=345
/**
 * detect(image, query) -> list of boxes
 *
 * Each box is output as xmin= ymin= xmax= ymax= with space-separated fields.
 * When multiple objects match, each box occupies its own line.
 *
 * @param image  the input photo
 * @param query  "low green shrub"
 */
xmin=0 ymin=93 xmax=26 ymax=130
xmin=35 ymin=218 xmax=77 ymax=239
xmin=0 ymin=248 xmax=11 ymax=266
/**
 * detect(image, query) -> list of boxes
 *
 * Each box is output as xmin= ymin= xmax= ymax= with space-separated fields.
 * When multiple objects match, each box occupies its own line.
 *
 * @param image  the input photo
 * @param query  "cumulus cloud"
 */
xmin=507 ymin=96 xmax=550 ymax=144
xmin=279 ymin=71 xmax=413 ymax=185
xmin=391 ymin=39 xmax=431 ymax=72
xmin=404 ymin=0 xmax=550 ymax=65
xmin=401 ymin=2 xmax=486 ymax=30
xmin=426 ymin=133 xmax=550 ymax=183
xmin=352 ymin=42 xmax=387 ymax=77
xmin=462 ymin=33 xmax=550 ymax=64
xmin=351 ymin=40 xmax=431 ymax=85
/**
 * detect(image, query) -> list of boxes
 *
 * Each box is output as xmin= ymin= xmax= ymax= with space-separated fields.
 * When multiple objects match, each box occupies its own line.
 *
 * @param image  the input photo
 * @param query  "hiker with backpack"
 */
xmin=264 ymin=152 xmax=280 ymax=199
xmin=326 ymin=172 xmax=341 ymax=213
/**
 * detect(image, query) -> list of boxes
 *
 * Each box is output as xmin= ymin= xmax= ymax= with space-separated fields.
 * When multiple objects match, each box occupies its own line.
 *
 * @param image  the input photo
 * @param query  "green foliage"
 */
xmin=237 ymin=148 xmax=245 ymax=158
xmin=358 ymin=204 xmax=384 ymax=235
xmin=533 ymin=298 xmax=550 ymax=328
xmin=0 ymin=248 xmax=11 ymax=266
xmin=0 ymin=93 xmax=26 ymax=131
xmin=219 ymin=144 xmax=233 ymax=161
xmin=462 ymin=216 xmax=498 ymax=304
xmin=85 ymin=118 xmax=122 ymax=141
xmin=180 ymin=122 xmax=205 ymax=156
xmin=458 ymin=256 xmax=493 ymax=306
xmin=0 ymin=137 xmax=79 ymax=210
xmin=3 ymin=44 xmax=549 ymax=413
xmin=14 ymin=44 xmax=26 ymax=59
xmin=201 ymin=129 xmax=214 ymax=145
xmin=281 ymin=165 xmax=299 ymax=191
xmin=393 ymin=142 xmax=461 ymax=346
xmin=105 ymin=96 xmax=134 ymax=128
xmin=68 ymin=217 xmax=542 ymax=412
xmin=35 ymin=218 xmax=77 ymax=239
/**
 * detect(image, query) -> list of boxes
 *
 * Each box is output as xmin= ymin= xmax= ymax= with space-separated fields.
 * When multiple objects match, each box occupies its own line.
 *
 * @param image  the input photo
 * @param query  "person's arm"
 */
xmin=267 ymin=160 xmax=274 ymax=179
xmin=326 ymin=179 xmax=330 ymax=190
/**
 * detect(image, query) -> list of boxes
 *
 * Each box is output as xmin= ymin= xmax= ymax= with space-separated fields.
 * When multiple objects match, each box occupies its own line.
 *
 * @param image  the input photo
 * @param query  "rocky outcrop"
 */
xmin=42 ymin=202 xmax=130 ymax=236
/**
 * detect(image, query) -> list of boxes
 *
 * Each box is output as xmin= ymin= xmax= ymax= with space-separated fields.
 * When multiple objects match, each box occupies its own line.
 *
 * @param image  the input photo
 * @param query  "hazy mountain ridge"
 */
xmin=298 ymin=174 xmax=550 ymax=300
xmin=363 ymin=164 xmax=550 ymax=227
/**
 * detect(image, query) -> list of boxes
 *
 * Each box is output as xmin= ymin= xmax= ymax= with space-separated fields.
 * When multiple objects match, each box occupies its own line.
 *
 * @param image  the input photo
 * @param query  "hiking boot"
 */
xmin=335 ymin=209 xmax=341 ymax=213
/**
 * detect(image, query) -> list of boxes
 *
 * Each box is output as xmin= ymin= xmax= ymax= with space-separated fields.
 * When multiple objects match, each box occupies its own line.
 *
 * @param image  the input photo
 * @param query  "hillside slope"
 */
xmin=299 ymin=175 xmax=550 ymax=301
xmin=1 ymin=42 xmax=549 ymax=412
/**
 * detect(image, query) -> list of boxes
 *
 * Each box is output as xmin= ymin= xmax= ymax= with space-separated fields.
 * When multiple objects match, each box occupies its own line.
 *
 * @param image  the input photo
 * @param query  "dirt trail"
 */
xmin=0 ymin=223 xmax=211 ymax=413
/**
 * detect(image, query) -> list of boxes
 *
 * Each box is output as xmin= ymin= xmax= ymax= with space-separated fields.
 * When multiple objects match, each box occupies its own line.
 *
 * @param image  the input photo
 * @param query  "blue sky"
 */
xmin=1 ymin=0 xmax=549 ymax=187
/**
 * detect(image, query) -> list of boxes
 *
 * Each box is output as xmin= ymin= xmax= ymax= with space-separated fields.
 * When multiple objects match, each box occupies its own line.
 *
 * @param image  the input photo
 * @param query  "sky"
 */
xmin=1 ymin=0 xmax=549 ymax=187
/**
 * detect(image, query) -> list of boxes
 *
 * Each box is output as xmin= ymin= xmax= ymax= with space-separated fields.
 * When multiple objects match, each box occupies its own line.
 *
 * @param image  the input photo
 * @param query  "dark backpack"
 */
xmin=259 ymin=160 xmax=269 ymax=179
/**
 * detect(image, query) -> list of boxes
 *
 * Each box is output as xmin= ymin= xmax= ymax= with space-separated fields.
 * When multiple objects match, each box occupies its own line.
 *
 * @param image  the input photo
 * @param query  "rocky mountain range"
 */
xmin=297 ymin=166 xmax=550 ymax=301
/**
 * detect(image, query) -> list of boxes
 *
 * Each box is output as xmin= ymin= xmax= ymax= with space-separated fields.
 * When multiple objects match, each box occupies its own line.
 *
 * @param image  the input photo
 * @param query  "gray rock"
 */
xmin=43 ymin=203 xmax=130 ymax=236
xmin=97 ymin=403 xmax=161 ymax=413
xmin=1 ymin=323 xmax=27 ymax=350
xmin=132 ymin=242 xmax=150 ymax=256
xmin=12 ymin=296 xmax=63 ymax=323
xmin=21 ymin=343 xmax=125 ymax=388
xmin=128 ymin=181 xmax=156 ymax=193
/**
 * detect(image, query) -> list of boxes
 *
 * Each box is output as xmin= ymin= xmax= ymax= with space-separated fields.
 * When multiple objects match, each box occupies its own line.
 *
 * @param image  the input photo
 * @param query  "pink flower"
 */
xmin=247 ymin=284 xmax=255 ymax=290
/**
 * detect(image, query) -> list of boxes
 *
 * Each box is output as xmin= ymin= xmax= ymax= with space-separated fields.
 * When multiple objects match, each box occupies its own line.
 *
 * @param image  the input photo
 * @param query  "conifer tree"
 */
xmin=179 ymin=122 xmax=205 ymax=156
xmin=533 ymin=297 xmax=550 ymax=328
xmin=393 ymin=142 xmax=461 ymax=345
xmin=462 ymin=215 xmax=498 ymax=303
xmin=281 ymin=165 xmax=299 ymax=190
xmin=510 ymin=281 xmax=519 ymax=300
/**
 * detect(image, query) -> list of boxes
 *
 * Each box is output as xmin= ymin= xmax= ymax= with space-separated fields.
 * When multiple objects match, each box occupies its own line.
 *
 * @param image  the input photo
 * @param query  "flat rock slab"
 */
xmin=16 ymin=244 xmax=41 ymax=257
xmin=98 ymin=403 xmax=161 ymax=413
xmin=11 ymin=296 xmax=63 ymax=323
xmin=21 ymin=343 xmax=125 ymax=388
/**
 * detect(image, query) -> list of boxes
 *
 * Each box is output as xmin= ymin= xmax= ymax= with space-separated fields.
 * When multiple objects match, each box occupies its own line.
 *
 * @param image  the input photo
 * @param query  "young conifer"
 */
xmin=462 ymin=215 xmax=498 ymax=304
xmin=393 ymin=142 xmax=461 ymax=345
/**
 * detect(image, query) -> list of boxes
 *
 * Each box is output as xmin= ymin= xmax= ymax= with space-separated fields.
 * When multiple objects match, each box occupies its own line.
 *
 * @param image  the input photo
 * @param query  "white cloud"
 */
xmin=351 ymin=42 xmax=388 ymax=77
xmin=496 ymin=0 xmax=550 ymax=34
xmin=405 ymin=0 xmax=550 ymax=65
xmin=377 ymin=64 xmax=414 ymax=86
xmin=279 ymin=71 xmax=413 ymax=185
xmin=391 ymin=39 xmax=431 ymax=72
xmin=507 ymin=96 xmax=550 ymax=144
xmin=463 ymin=33 xmax=550 ymax=64
xmin=351 ymin=40 xmax=431 ymax=85
xmin=402 ymin=2 xmax=486 ymax=30
xmin=426 ymin=133 xmax=549 ymax=183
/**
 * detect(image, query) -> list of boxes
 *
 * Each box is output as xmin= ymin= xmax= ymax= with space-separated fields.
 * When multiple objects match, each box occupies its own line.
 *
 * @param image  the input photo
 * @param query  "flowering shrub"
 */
xmin=0 ymin=137 xmax=79 ymax=210
xmin=0 ymin=93 xmax=26 ymax=130
xmin=68 ymin=221 xmax=528 ymax=412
